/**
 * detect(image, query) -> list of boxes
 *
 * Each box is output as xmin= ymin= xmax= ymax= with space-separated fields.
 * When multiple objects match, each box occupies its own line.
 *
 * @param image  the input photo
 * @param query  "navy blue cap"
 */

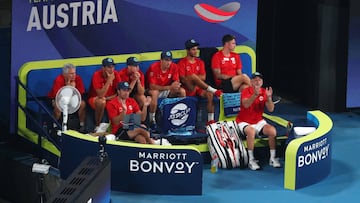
xmin=185 ymin=39 xmax=200 ymax=49
xmin=160 ymin=51 xmax=172 ymax=60
xmin=251 ymin=72 xmax=263 ymax=79
xmin=102 ymin=57 xmax=115 ymax=66
xmin=117 ymin=81 xmax=131 ymax=90
xmin=126 ymin=57 xmax=140 ymax=66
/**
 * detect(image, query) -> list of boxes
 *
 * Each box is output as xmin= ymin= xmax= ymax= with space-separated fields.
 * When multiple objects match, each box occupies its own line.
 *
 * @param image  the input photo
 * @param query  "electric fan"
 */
xmin=55 ymin=86 xmax=81 ymax=131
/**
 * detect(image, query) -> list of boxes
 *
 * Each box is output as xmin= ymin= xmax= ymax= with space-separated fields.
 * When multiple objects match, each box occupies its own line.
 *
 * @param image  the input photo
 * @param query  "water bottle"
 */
xmin=210 ymin=154 xmax=219 ymax=173
xmin=42 ymin=122 xmax=48 ymax=135
xmin=286 ymin=122 xmax=293 ymax=137
xmin=196 ymin=103 xmax=207 ymax=133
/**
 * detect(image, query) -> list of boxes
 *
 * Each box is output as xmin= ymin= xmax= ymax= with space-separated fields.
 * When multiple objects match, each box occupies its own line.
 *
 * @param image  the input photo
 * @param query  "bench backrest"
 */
xmin=21 ymin=46 xmax=255 ymax=100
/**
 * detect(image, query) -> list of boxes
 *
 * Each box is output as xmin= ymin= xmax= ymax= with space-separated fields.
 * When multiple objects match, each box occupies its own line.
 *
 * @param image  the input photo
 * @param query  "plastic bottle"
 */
xmin=210 ymin=154 xmax=219 ymax=173
xmin=196 ymin=103 xmax=207 ymax=133
xmin=43 ymin=122 xmax=48 ymax=135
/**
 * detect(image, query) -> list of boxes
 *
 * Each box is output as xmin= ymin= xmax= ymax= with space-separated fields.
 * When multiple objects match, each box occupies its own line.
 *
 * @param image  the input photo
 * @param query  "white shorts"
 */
xmin=158 ymin=90 xmax=170 ymax=98
xmin=237 ymin=119 xmax=267 ymax=136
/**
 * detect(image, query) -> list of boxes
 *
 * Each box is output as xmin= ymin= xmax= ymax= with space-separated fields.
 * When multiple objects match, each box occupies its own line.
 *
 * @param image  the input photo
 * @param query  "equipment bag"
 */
xmin=207 ymin=120 xmax=248 ymax=169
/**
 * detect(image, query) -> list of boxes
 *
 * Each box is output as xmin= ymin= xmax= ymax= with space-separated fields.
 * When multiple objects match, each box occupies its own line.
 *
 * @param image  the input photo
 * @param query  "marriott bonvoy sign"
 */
xmin=130 ymin=151 xmax=200 ymax=174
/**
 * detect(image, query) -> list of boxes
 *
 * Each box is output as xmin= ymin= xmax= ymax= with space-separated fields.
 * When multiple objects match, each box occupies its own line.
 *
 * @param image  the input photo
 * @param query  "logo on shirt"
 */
xmin=221 ymin=57 xmax=229 ymax=64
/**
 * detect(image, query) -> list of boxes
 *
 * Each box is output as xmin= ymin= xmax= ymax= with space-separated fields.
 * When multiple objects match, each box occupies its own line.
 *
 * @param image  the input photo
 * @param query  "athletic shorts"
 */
xmin=186 ymin=87 xmax=204 ymax=97
xmin=159 ymin=90 xmax=170 ymax=98
xmin=87 ymin=96 xmax=96 ymax=109
xmin=237 ymin=119 xmax=267 ymax=136
xmin=219 ymin=78 xmax=237 ymax=93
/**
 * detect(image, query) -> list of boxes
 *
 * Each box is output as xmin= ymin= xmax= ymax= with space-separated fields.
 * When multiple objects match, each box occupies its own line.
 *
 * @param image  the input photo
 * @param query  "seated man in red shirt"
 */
xmin=106 ymin=81 xmax=154 ymax=144
xmin=118 ymin=56 xmax=146 ymax=107
xmin=146 ymin=51 xmax=186 ymax=127
xmin=211 ymin=34 xmax=250 ymax=93
xmin=178 ymin=39 xmax=222 ymax=124
xmin=88 ymin=57 xmax=121 ymax=132
xmin=236 ymin=72 xmax=281 ymax=170
xmin=48 ymin=63 xmax=86 ymax=132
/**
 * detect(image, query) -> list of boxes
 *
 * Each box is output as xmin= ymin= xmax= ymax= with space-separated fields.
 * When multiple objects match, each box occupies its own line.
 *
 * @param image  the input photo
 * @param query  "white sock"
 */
xmin=248 ymin=150 xmax=255 ymax=160
xmin=149 ymin=113 xmax=156 ymax=123
xmin=206 ymin=86 xmax=217 ymax=94
xmin=270 ymin=149 xmax=276 ymax=159
xmin=208 ymin=113 xmax=214 ymax=121
xmin=80 ymin=122 xmax=85 ymax=127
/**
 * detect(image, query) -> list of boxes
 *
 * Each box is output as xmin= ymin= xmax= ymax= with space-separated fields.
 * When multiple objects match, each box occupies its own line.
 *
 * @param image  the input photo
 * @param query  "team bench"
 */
xmin=16 ymin=45 xmax=284 ymax=162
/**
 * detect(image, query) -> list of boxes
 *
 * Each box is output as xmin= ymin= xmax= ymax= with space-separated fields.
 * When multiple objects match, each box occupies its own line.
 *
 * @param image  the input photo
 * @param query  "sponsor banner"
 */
xmin=284 ymin=110 xmax=333 ymax=190
xmin=60 ymin=130 xmax=203 ymax=195
xmin=11 ymin=0 xmax=258 ymax=133
xmin=295 ymin=135 xmax=332 ymax=188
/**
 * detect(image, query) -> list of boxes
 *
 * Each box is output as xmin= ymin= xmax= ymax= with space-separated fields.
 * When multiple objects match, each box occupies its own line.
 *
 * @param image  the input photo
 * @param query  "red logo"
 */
xmin=194 ymin=2 xmax=240 ymax=23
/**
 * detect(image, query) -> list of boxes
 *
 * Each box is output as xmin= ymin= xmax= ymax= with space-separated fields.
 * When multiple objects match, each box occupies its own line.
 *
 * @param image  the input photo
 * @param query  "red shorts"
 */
xmin=186 ymin=87 xmax=204 ymax=97
xmin=88 ymin=97 xmax=96 ymax=109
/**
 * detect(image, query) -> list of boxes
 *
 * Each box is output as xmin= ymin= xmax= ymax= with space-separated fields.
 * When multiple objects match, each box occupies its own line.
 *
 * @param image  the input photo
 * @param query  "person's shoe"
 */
xmin=154 ymin=138 xmax=172 ymax=146
xmin=206 ymin=120 xmax=216 ymax=126
xmin=78 ymin=126 xmax=87 ymax=134
xmin=162 ymin=138 xmax=172 ymax=146
xmin=153 ymin=139 xmax=161 ymax=145
xmin=150 ymin=122 xmax=161 ymax=133
xmin=272 ymin=95 xmax=281 ymax=104
xmin=248 ymin=159 xmax=260 ymax=170
xmin=214 ymin=89 xmax=223 ymax=98
xmin=95 ymin=123 xmax=109 ymax=133
xmin=93 ymin=126 xmax=99 ymax=133
xmin=269 ymin=158 xmax=281 ymax=168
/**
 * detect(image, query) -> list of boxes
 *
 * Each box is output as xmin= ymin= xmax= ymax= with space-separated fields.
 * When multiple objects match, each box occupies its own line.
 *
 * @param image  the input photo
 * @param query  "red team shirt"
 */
xmin=236 ymin=87 xmax=267 ymax=124
xmin=106 ymin=97 xmax=140 ymax=134
xmin=177 ymin=57 xmax=206 ymax=96
xmin=211 ymin=50 xmax=242 ymax=87
xmin=118 ymin=68 xmax=145 ymax=87
xmin=48 ymin=74 xmax=85 ymax=99
xmin=147 ymin=61 xmax=179 ymax=86
xmin=88 ymin=69 xmax=121 ymax=98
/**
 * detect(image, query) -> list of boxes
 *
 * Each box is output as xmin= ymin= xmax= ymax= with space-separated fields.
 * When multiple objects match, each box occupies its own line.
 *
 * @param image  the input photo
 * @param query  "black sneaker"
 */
xmin=150 ymin=122 xmax=161 ymax=133
xmin=78 ymin=126 xmax=88 ymax=134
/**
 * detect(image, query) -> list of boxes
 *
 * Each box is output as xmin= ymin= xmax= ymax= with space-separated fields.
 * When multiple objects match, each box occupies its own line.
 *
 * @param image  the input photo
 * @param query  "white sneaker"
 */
xmin=96 ymin=123 xmax=109 ymax=133
xmin=94 ymin=126 xmax=99 ymax=133
xmin=154 ymin=138 xmax=172 ymax=146
xmin=248 ymin=159 xmax=260 ymax=170
xmin=269 ymin=158 xmax=281 ymax=168
xmin=161 ymin=138 xmax=172 ymax=146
